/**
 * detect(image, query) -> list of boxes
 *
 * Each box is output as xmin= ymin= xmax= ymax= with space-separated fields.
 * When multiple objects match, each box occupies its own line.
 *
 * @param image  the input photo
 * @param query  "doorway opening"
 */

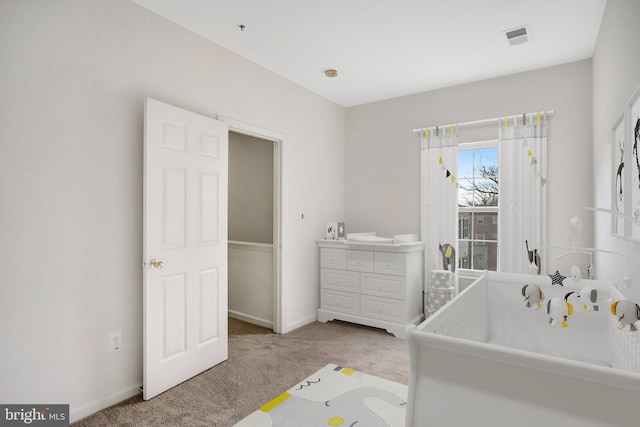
xmin=224 ymin=118 xmax=282 ymax=333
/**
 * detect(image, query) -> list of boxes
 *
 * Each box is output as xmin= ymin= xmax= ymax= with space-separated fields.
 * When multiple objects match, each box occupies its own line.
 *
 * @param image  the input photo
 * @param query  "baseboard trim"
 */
xmin=229 ymin=310 xmax=273 ymax=330
xmin=70 ymin=384 xmax=141 ymax=423
xmin=282 ymin=314 xmax=317 ymax=334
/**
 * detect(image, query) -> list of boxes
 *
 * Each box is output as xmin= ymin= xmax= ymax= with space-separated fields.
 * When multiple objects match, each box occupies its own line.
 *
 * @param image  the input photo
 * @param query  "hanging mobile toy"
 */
xmin=576 ymin=286 xmax=609 ymax=312
xmin=546 ymin=293 xmax=574 ymax=328
xmin=521 ymin=284 xmax=544 ymax=309
xmin=525 ymin=240 xmax=541 ymax=275
xmin=610 ymin=299 xmax=640 ymax=331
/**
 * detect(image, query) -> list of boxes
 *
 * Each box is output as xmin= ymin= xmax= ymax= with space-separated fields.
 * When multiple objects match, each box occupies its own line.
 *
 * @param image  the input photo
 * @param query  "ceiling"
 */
xmin=131 ymin=0 xmax=607 ymax=107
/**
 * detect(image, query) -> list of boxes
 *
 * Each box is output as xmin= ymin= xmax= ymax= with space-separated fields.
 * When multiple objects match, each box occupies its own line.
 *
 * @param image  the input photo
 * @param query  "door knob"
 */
xmin=150 ymin=259 xmax=164 ymax=269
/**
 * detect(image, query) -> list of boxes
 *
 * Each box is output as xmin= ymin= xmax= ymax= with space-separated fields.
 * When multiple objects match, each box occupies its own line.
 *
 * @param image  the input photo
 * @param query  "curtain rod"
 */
xmin=412 ymin=109 xmax=554 ymax=134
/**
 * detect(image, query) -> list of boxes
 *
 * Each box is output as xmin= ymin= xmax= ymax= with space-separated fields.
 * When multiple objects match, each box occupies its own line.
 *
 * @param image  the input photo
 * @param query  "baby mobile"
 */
xmin=521 ymin=214 xmax=639 ymax=331
xmin=522 ymin=282 xmax=639 ymax=330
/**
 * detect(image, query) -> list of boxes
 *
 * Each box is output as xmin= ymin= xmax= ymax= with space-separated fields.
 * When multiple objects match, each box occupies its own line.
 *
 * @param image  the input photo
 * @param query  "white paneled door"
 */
xmin=143 ymin=98 xmax=228 ymax=400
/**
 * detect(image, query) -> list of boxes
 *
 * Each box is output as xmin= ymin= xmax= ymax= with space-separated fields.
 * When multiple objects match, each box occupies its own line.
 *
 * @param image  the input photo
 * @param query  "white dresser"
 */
xmin=317 ymin=239 xmax=424 ymax=338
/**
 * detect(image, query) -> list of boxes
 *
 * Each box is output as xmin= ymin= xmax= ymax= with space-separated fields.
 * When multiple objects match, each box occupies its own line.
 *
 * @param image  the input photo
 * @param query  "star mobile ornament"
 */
xmin=549 ymin=270 xmax=566 ymax=285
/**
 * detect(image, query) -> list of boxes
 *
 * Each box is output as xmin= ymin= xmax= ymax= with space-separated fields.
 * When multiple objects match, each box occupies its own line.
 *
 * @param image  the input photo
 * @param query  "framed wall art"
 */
xmin=628 ymin=83 xmax=640 ymax=240
xmin=612 ymin=110 xmax=626 ymax=237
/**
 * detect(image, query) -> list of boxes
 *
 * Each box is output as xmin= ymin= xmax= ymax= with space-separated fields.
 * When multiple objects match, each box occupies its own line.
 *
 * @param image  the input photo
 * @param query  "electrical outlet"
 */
xmin=110 ymin=331 xmax=123 ymax=351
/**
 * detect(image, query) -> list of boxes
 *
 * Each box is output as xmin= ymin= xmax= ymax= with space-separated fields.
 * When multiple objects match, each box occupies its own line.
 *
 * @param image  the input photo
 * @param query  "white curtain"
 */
xmin=421 ymin=126 xmax=458 ymax=286
xmin=498 ymin=114 xmax=548 ymax=274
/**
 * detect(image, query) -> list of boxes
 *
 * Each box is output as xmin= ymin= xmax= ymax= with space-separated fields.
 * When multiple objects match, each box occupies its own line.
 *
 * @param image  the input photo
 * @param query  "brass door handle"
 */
xmin=150 ymin=259 xmax=164 ymax=269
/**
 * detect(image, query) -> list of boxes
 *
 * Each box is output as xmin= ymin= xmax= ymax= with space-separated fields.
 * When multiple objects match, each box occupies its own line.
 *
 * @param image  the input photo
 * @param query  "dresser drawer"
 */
xmin=374 ymin=252 xmax=407 ymax=276
xmin=361 ymin=273 xmax=406 ymax=300
xmin=320 ymin=248 xmax=347 ymax=270
xmin=321 ymin=289 xmax=360 ymax=315
xmin=361 ymin=295 xmax=406 ymax=322
xmin=347 ymin=250 xmax=374 ymax=272
xmin=321 ymin=269 xmax=360 ymax=292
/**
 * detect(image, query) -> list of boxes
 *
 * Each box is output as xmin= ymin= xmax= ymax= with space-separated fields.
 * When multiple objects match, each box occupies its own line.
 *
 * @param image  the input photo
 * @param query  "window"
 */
xmin=457 ymin=143 xmax=498 ymax=271
xmin=421 ymin=116 xmax=546 ymax=276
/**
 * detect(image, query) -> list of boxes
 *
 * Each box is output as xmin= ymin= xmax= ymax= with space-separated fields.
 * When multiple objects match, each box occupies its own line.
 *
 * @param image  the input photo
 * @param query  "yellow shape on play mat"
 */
xmin=328 ymin=415 xmax=344 ymax=425
xmin=260 ymin=392 xmax=291 ymax=412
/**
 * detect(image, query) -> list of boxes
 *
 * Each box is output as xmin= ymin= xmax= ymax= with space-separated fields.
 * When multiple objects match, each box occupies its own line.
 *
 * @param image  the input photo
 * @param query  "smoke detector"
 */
xmin=505 ymin=26 xmax=530 ymax=46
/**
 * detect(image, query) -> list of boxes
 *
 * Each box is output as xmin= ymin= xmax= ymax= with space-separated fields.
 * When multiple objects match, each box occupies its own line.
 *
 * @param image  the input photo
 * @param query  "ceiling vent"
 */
xmin=505 ymin=26 xmax=530 ymax=46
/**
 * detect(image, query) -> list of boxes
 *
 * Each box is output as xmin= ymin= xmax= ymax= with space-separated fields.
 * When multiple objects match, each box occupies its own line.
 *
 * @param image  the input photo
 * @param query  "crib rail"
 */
xmin=418 ymin=272 xmax=487 ymax=343
xmin=406 ymin=271 xmax=640 ymax=427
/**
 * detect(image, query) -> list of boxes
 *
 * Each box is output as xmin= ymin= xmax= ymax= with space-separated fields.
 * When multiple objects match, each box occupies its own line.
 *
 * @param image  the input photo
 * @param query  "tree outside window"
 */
xmin=458 ymin=145 xmax=498 ymax=271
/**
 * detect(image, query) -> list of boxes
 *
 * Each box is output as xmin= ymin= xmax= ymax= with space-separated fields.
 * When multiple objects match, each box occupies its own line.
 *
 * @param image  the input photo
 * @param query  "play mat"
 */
xmin=233 ymin=364 xmax=408 ymax=427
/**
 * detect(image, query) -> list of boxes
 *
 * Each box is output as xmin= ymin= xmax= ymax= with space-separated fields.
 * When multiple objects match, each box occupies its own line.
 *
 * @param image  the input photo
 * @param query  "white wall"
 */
xmin=228 ymin=132 xmax=275 ymax=327
xmin=229 ymin=243 xmax=274 ymax=327
xmin=345 ymin=60 xmax=594 ymax=269
xmin=592 ymin=0 xmax=640 ymax=302
xmin=229 ymin=132 xmax=274 ymax=244
xmin=0 ymin=0 xmax=344 ymax=421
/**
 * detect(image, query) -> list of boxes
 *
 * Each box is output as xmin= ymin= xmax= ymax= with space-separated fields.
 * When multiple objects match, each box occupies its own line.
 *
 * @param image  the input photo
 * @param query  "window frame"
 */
xmin=457 ymin=139 xmax=499 ymax=272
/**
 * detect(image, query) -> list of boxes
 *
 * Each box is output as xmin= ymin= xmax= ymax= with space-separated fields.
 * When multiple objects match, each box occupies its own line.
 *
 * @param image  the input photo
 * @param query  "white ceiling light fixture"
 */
xmin=505 ymin=26 xmax=531 ymax=46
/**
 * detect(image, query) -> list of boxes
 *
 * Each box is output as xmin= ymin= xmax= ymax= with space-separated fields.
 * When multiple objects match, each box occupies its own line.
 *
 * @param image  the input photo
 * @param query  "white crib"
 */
xmin=406 ymin=271 xmax=640 ymax=427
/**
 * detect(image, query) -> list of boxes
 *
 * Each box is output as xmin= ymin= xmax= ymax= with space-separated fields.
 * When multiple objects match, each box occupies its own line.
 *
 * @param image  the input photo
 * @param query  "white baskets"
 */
xmin=424 ymin=269 xmax=455 ymax=317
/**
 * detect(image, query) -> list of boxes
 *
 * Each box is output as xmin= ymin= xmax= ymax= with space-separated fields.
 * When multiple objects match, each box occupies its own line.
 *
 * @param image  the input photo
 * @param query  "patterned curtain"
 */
xmin=498 ymin=114 xmax=548 ymax=274
xmin=421 ymin=126 xmax=458 ymax=286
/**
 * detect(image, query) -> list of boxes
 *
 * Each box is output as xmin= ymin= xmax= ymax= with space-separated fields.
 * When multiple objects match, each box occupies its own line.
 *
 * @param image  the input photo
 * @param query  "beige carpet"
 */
xmin=72 ymin=319 xmax=409 ymax=426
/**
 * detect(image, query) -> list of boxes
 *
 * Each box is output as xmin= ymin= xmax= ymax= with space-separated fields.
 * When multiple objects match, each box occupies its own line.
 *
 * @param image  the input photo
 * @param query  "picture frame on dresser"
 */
xmin=326 ymin=222 xmax=338 ymax=239
xmin=325 ymin=221 xmax=346 ymax=240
